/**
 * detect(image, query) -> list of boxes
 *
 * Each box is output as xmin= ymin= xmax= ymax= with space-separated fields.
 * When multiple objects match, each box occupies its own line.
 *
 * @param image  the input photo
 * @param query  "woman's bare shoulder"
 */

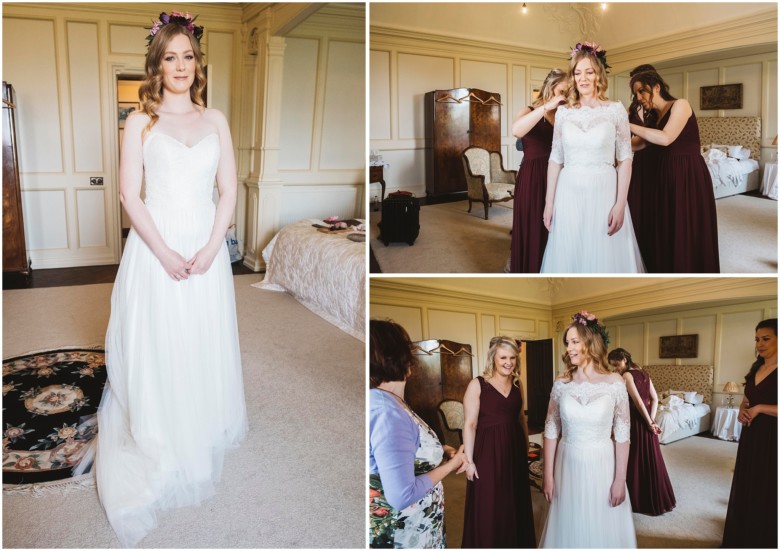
xmin=203 ymin=107 xmax=228 ymax=124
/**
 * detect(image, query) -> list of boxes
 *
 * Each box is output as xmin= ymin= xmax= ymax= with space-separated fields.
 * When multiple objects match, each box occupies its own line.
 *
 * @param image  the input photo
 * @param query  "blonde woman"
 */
xmin=540 ymin=43 xmax=644 ymax=273
xmin=95 ymin=12 xmax=247 ymax=547
xmin=461 ymin=337 xmax=536 ymax=548
xmin=539 ymin=312 xmax=636 ymax=548
xmin=509 ymin=68 xmax=567 ymax=273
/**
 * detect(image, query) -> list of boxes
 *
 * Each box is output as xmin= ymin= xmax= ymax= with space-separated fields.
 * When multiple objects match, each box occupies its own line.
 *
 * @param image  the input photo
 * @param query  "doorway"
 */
xmin=116 ymin=74 xmax=143 ymax=252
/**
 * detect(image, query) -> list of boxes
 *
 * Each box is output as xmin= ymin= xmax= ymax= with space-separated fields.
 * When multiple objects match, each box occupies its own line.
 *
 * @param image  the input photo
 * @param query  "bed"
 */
xmin=643 ymin=364 xmax=714 ymax=444
xmin=253 ymin=219 xmax=365 ymax=342
xmin=698 ymin=116 xmax=761 ymax=199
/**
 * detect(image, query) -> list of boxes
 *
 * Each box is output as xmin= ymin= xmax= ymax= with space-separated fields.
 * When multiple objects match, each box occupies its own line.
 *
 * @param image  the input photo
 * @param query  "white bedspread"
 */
xmin=657 ymin=402 xmax=710 ymax=436
xmin=703 ymin=150 xmax=759 ymax=192
xmin=253 ymin=219 xmax=365 ymax=342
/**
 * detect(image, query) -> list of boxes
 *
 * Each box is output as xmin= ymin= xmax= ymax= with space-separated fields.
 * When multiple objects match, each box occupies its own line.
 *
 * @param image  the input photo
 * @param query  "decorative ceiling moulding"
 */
xmin=370 ymin=26 xmax=566 ymax=66
xmin=542 ymin=2 xmax=604 ymax=40
xmin=607 ymin=9 xmax=777 ymax=73
xmin=550 ymin=278 xmax=777 ymax=321
xmin=369 ymin=279 xmax=552 ymax=314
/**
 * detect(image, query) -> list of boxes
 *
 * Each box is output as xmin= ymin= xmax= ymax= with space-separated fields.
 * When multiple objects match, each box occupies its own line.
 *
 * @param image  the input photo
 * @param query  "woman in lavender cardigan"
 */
xmin=369 ymin=320 xmax=466 ymax=548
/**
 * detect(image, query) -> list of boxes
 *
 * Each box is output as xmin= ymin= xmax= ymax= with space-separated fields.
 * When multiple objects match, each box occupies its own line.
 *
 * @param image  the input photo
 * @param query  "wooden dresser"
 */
xmin=424 ymin=88 xmax=501 ymax=198
xmin=3 ymin=82 xmax=30 ymax=274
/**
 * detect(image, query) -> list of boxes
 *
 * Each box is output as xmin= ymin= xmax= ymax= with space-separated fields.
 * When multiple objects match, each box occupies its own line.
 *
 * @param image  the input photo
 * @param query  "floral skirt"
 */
xmin=369 ymin=473 xmax=445 ymax=548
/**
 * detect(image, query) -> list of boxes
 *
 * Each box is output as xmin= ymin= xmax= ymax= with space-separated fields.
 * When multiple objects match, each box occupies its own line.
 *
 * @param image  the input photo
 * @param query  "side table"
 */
xmin=369 ymin=165 xmax=386 ymax=201
xmin=761 ymin=162 xmax=777 ymax=200
xmin=711 ymin=406 xmax=742 ymax=441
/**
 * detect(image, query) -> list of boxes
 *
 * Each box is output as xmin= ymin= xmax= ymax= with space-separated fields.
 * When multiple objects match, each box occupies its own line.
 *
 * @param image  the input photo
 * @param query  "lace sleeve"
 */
xmin=613 ymin=381 xmax=631 ymax=443
xmin=614 ymin=102 xmax=633 ymax=162
xmin=543 ymin=380 xmax=562 ymax=439
xmin=549 ymin=106 xmax=565 ymax=165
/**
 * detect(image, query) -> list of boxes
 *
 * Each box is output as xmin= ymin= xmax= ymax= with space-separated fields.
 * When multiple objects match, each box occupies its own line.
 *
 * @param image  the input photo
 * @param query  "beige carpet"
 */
xmin=442 ymin=432 xmax=737 ymax=548
xmin=371 ymin=195 xmax=777 ymax=273
xmin=2 ymin=274 xmax=365 ymax=548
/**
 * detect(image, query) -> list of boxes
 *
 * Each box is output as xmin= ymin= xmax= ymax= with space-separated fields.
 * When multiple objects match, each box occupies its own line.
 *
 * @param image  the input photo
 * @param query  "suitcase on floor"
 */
xmin=379 ymin=193 xmax=420 ymax=246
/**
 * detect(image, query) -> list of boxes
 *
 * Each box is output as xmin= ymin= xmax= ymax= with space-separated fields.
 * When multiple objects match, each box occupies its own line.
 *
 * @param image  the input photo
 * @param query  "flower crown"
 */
xmin=570 ymin=42 xmax=611 ymax=74
xmin=572 ymin=310 xmax=610 ymax=347
xmin=146 ymin=11 xmax=204 ymax=47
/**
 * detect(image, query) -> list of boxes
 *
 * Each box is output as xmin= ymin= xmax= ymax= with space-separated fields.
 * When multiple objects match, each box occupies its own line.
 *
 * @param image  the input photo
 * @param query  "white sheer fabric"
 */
xmin=97 ymin=131 xmax=248 ymax=547
xmin=540 ymin=380 xmax=636 ymax=548
xmin=541 ymin=102 xmax=645 ymax=273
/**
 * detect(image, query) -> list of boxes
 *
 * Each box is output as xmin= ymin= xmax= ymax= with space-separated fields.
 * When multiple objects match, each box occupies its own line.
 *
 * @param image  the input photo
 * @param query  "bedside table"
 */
xmin=761 ymin=162 xmax=777 ymax=199
xmin=712 ymin=406 xmax=742 ymax=441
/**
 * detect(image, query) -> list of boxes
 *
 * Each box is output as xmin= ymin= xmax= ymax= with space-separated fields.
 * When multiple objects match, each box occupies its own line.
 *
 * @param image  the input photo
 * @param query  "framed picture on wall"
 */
xmin=659 ymin=334 xmax=699 ymax=358
xmin=118 ymin=102 xmax=140 ymax=128
xmin=700 ymin=84 xmax=743 ymax=110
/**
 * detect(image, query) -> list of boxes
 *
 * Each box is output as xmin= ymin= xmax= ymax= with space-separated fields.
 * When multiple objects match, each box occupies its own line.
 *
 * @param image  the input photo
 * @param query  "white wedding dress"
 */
xmin=539 ymin=380 xmax=637 ymax=548
xmin=540 ymin=102 xmax=645 ymax=273
xmin=96 ymin=131 xmax=248 ymax=547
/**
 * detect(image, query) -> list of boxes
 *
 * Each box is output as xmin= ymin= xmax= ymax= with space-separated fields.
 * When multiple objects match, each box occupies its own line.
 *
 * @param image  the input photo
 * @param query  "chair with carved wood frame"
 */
xmin=462 ymin=146 xmax=516 ymax=220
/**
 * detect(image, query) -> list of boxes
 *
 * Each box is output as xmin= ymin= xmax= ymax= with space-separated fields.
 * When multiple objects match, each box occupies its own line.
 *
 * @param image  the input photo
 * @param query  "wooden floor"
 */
xmin=3 ymin=262 xmax=257 ymax=290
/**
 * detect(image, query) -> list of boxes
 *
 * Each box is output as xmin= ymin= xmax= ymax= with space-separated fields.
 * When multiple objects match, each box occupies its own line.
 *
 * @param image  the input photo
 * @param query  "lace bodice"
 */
xmin=143 ymin=132 xmax=220 ymax=208
xmin=544 ymin=379 xmax=630 ymax=444
xmin=549 ymin=102 xmax=632 ymax=167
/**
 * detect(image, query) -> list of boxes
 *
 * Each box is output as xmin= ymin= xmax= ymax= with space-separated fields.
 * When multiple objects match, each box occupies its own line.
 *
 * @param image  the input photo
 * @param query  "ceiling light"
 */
xmin=522 ymin=3 xmax=528 ymax=14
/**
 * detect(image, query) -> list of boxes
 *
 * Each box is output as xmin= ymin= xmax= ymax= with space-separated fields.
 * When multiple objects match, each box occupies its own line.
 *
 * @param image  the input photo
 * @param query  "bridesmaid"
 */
xmin=722 ymin=318 xmax=777 ymax=548
xmin=509 ymin=69 xmax=567 ymax=273
xmin=461 ymin=337 xmax=536 ymax=548
xmin=608 ymin=348 xmax=676 ymax=515
xmin=628 ymin=69 xmax=720 ymax=273
xmin=626 ymin=64 xmax=660 ymax=272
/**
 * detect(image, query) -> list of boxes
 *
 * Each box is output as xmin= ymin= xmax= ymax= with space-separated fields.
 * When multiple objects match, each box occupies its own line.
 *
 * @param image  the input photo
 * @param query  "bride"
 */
xmin=541 ymin=43 xmax=644 ymax=273
xmin=93 ymin=12 xmax=248 ymax=546
xmin=539 ymin=311 xmax=636 ymax=548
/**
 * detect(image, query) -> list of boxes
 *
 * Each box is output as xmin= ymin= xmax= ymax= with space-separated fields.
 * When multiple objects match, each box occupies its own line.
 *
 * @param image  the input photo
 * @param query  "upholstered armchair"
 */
xmin=462 ymin=146 xmax=516 ymax=220
xmin=437 ymin=399 xmax=464 ymax=448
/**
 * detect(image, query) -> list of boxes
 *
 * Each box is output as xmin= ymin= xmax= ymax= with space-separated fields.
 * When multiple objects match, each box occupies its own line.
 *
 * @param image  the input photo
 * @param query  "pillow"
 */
xmin=683 ymin=391 xmax=698 ymax=403
xmin=710 ymin=144 xmax=729 ymax=154
xmin=706 ymin=148 xmax=727 ymax=161
xmin=667 ymin=395 xmax=684 ymax=407
xmin=727 ymin=145 xmax=743 ymax=158
xmin=690 ymin=393 xmax=705 ymax=405
xmin=734 ymin=148 xmax=751 ymax=161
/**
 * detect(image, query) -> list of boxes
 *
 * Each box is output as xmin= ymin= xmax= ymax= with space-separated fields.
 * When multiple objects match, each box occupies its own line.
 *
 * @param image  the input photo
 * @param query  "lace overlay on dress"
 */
xmin=544 ymin=379 xmax=631 ymax=443
xmin=550 ymin=102 xmax=633 ymax=167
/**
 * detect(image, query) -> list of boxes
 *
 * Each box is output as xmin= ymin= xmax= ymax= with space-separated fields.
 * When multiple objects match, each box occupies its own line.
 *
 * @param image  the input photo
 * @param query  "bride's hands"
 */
xmin=187 ymin=241 xmax=222 ymax=275
xmin=543 ymin=475 xmax=554 ymax=503
xmin=607 ymin=202 xmax=626 ymax=236
xmin=609 ymin=479 xmax=626 ymax=507
xmin=543 ymin=202 xmax=554 ymax=231
xmin=159 ymin=248 xmax=193 ymax=282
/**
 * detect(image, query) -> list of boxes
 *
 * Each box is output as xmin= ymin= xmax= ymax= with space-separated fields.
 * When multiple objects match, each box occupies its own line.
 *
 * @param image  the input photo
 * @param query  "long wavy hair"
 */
xmin=566 ymin=51 xmax=609 ymax=108
xmin=482 ymin=336 xmax=521 ymax=388
xmin=628 ymin=69 xmax=676 ymax=126
xmin=139 ymin=23 xmax=207 ymax=133
xmin=746 ymin=318 xmax=778 ymax=383
xmin=607 ymin=347 xmax=641 ymax=374
xmin=532 ymin=68 xmax=567 ymax=109
xmin=561 ymin=322 xmax=611 ymax=381
xmin=628 ymin=64 xmax=658 ymax=127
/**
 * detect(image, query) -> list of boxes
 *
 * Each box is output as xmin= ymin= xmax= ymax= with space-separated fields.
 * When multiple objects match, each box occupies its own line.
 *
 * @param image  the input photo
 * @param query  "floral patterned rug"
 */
xmin=2 ymin=348 xmax=106 ymax=485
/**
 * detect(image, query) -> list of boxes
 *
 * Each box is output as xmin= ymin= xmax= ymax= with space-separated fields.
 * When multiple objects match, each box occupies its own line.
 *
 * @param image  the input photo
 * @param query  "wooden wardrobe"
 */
xmin=3 ymin=82 xmax=29 ymax=274
xmin=424 ymin=88 xmax=502 ymax=198
xmin=405 ymin=339 xmax=474 ymax=443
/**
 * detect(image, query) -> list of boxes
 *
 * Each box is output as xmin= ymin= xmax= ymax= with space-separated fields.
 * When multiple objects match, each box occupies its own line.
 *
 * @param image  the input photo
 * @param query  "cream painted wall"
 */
xmin=371 ymin=277 xmax=777 ymax=408
xmin=370 ymin=4 xmax=777 ymax=197
xmin=2 ymin=2 xmax=242 ymax=269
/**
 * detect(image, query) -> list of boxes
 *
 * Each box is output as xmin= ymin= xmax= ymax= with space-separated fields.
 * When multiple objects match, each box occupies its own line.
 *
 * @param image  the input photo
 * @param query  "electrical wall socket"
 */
xmin=90 ymin=177 xmax=103 ymax=185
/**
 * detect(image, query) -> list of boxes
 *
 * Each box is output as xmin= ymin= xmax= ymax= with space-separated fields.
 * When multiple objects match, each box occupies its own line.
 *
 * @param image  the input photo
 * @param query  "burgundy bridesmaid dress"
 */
xmin=462 ymin=376 xmax=536 ymax=548
xmin=625 ymin=369 xmax=676 ymax=515
xmin=510 ymin=112 xmax=553 ymax=273
xmin=722 ymin=367 xmax=777 ymax=548
xmin=628 ymin=109 xmax=660 ymax=272
xmin=654 ymin=107 xmax=720 ymax=272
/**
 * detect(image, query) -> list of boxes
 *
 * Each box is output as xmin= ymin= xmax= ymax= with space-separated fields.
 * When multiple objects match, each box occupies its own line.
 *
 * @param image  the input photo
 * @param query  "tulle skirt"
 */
xmin=96 ymin=202 xmax=248 ymax=547
xmin=540 ymin=165 xmax=645 ymax=273
xmin=539 ymin=438 xmax=636 ymax=548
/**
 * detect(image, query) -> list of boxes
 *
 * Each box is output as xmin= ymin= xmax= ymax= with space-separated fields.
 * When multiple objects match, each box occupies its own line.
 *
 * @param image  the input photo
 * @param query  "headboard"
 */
xmin=697 ymin=116 xmax=761 ymax=160
xmin=643 ymin=364 xmax=714 ymax=404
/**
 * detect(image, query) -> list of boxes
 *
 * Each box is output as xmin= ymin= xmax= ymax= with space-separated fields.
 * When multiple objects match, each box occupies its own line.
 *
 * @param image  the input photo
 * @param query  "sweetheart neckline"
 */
xmin=145 ymin=132 xmax=218 ymax=149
